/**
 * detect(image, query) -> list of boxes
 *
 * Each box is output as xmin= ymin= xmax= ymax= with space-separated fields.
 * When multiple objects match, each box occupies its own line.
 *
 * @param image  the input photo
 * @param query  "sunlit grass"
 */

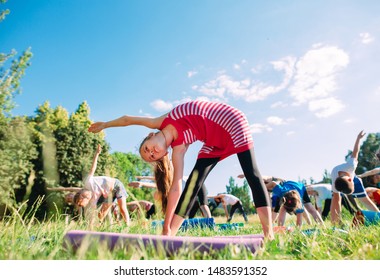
xmin=1 ymin=207 xmax=379 ymax=260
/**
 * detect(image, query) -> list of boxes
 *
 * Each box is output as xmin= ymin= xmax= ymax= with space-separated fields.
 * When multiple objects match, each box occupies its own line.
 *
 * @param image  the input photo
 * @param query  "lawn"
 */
xmin=1 ymin=207 xmax=379 ymax=260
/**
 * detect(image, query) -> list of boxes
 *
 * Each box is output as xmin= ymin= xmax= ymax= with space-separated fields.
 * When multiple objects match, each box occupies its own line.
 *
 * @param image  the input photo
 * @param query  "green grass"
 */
xmin=1 ymin=208 xmax=379 ymax=260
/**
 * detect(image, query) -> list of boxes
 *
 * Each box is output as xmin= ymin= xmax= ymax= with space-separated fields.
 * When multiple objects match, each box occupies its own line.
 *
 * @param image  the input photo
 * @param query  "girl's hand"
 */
xmin=96 ymin=144 xmax=102 ymax=154
xmin=128 ymin=181 xmax=142 ymax=188
xmin=357 ymin=130 xmax=366 ymax=139
xmin=162 ymin=227 xmax=171 ymax=236
xmin=88 ymin=122 xmax=106 ymax=133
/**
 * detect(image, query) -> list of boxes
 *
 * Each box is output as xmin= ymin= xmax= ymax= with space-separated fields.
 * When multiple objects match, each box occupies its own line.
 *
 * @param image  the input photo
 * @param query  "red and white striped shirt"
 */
xmin=160 ymin=100 xmax=253 ymax=160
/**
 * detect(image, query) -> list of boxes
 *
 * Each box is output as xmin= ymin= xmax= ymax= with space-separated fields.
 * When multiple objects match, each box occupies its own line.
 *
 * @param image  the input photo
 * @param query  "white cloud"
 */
xmin=266 ymin=116 xmax=294 ymax=125
xmin=150 ymin=99 xmax=174 ymax=112
xmin=289 ymin=45 xmax=349 ymax=118
xmin=233 ymin=64 xmax=241 ymax=70
xmin=359 ymin=32 xmax=374 ymax=44
xmin=250 ymin=123 xmax=272 ymax=134
xmin=191 ymin=45 xmax=348 ymax=119
xmin=308 ymin=97 xmax=345 ymax=118
xmin=194 ymin=56 xmax=296 ymax=102
xmin=187 ymin=71 xmax=198 ymax=78
xmin=286 ymin=131 xmax=295 ymax=136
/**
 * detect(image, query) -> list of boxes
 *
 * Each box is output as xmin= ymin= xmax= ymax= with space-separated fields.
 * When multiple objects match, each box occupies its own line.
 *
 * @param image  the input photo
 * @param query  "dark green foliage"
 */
xmin=226 ymin=177 xmax=255 ymax=214
xmin=0 ymin=11 xmax=34 ymax=211
xmin=0 ymin=117 xmax=37 ymax=207
xmin=25 ymin=101 xmax=111 ymax=218
xmin=343 ymin=132 xmax=380 ymax=187
xmin=321 ymin=169 xmax=332 ymax=184
xmin=110 ymin=152 xmax=153 ymax=202
xmin=356 ymin=133 xmax=380 ymax=173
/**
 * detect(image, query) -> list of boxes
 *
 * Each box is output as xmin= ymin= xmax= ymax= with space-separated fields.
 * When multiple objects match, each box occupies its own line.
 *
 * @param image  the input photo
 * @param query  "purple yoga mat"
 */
xmin=64 ymin=230 xmax=264 ymax=255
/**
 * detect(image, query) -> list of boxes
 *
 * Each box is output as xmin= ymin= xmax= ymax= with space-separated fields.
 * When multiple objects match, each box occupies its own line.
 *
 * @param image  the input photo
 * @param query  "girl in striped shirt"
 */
xmin=88 ymin=100 xmax=273 ymax=239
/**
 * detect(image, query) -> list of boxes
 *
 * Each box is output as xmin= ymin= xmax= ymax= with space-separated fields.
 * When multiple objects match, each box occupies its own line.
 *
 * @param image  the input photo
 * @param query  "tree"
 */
xmin=225 ymin=176 xmax=255 ymax=214
xmin=356 ymin=133 xmax=380 ymax=174
xmin=0 ymin=47 xmax=32 ymax=122
xmin=344 ymin=132 xmax=380 ymax=188
xmin=321 ymin=169 xmax=332 ymax=184
xmin=0 ymin=117 xmax=37 ymax=208
xmin=0 ymin=1 xmax=35 ymax=215
xmin=25 ymin=101 xmax=111 ymax=218
xmin=110 ymin=152 xmax=153 ymax=201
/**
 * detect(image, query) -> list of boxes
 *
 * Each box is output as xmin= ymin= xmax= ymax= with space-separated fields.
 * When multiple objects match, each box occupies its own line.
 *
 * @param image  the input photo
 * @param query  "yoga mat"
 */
xmin=64 ymin=230 xmax=264 ymax=255
xmin=151 ymin=217 xmax=215 ymax=231
xmin=273 ymin=226 xmax=347 ymax=235
xmin=216 ymin=223 xmax=244 ymax=230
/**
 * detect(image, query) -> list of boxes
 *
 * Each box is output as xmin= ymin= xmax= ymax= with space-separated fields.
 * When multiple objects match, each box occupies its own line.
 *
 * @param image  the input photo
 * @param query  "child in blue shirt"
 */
xmin=265 ymin=178 xmax=324 ymax=227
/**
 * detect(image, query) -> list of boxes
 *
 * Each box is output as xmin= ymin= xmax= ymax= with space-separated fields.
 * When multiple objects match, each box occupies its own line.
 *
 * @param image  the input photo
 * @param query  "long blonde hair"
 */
xmin=140 ymin=134 xmax=173 ymax=213
xmin=153 ymin=154 xmax=172 ymax=212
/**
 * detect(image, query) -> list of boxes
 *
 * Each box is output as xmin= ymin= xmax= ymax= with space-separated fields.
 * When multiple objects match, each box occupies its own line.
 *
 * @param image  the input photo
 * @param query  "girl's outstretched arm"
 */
xmin=162 ymin=145 xmax=187 ymax=235
xmin=88 ymin=113 xmax=168 ymax=133
xmin=135 ymin=175 xmax=155 ymax=181
xmin=357 ymin=167 xmax=380 ymax=178
xmin=87 ymin=144 xmax=102 ymax=178
xmin=351 ymin=130 xmax=366 ymax=160
xmin=357 ymin=196 xmax=380 ymax=212
xmin=128 ymin=181 xmax=157 ymax=188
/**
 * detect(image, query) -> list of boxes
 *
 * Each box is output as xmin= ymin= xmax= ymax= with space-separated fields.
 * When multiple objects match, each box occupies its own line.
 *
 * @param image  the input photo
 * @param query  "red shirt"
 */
xmin=160 ymin=100 xmax=253 ymax=160
xmin=372 ymin=190 xmax=380 ymax=206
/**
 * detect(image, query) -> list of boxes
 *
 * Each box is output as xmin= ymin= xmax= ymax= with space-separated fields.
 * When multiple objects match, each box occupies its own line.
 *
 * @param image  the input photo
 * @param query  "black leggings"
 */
xmin=229 ymin=201 xmax=248 ymax=222
xmin=188 ymin=184 xmax=208 ymax=219
xmin=321 ymin=199 xmax=331 ymax=220
xmin=175 ymin=148 xmax=270 ymax=218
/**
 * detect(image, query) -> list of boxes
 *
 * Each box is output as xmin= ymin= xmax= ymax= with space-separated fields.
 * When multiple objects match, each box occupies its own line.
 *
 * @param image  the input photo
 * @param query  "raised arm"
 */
xmin=87 ymin=144 xmax=102 ymax=178
xmin=351 ymin=130 xmax=366 ymax=160
xmin=88 ymin=113 xmax=168 ymax=133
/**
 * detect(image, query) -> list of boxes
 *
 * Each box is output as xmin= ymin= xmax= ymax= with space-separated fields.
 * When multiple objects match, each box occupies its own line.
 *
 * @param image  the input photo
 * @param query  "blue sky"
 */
xmin=2 ymin=0 xmax=380 ymax=196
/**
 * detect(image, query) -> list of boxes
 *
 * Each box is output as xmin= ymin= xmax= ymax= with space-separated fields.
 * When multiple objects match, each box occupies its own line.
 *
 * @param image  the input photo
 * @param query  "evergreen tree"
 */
xmin=226 ymin=176 xmax=254 ymax=214
xmin=321 ymin=169 xmax=332 ymax=184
